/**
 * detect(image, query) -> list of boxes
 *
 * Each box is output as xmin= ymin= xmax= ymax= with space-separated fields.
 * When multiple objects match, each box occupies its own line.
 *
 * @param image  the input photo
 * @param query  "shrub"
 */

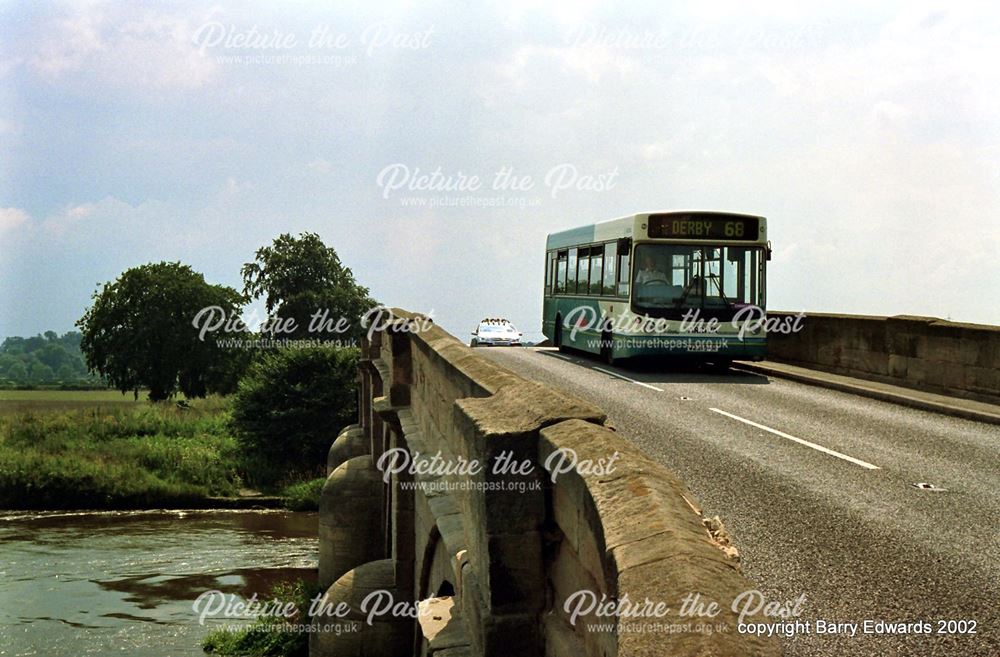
xmin=230 ymin=347 xmax=358 ymax=486
xmin=281 ymin=477 xmax=326 ymax=511
xmin=202 ymin=579 xmax=322 ymax=657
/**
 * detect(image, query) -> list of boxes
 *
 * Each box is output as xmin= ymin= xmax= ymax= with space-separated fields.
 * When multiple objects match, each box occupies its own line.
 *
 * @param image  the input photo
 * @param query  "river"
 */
xmin=0 ymin=509 xmax=318 ymax=656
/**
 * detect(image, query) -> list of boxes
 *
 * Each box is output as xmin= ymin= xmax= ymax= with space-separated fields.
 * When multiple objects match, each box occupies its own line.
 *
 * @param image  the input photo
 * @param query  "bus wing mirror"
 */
xmin=766 ymin=240 xmax=773 ymax=261
xmin=617 ymin=237 xmax=631 ymax=253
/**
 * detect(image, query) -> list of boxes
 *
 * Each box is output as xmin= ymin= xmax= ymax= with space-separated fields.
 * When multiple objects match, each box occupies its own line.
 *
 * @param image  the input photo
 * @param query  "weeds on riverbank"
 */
xmin=281 ymin=478 xmax=326 ymax=512
xmin=0 ymin=396 xmax=243 ymax=508
xmin=202 ymin=580 xmax=322 ymax=657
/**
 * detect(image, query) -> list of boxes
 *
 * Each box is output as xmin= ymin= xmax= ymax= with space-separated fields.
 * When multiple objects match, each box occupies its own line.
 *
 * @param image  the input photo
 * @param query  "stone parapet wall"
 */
xmin=766 ymin=312 xmax=1000 ymax=404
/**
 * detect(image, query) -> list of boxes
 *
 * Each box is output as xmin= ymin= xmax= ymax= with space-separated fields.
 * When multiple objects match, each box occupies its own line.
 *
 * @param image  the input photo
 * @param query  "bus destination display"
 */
xmin=647 ymin=214 xmax=760 ymax=241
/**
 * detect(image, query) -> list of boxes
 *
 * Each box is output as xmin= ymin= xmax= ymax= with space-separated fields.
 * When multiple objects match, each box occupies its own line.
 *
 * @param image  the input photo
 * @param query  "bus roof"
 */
xmin=545 ymin=214 xmax=634 ymax=250
xmin=545 ymin=210 xmax=765 ymax=250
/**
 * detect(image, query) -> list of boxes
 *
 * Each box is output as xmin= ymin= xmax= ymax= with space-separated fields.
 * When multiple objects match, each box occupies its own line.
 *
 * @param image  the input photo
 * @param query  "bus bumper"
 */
xmin=613 ymin=335 xmax=768 ymax=360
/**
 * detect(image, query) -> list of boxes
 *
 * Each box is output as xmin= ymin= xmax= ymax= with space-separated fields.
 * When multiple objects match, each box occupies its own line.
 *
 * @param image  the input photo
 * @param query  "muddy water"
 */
xmin=0 ymin=510 xmax=318 ymax=656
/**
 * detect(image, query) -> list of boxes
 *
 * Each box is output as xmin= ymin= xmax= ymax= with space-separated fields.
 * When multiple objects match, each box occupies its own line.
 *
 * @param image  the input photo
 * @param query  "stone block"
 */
xmin=483 ymin=531 xmax=545 ymax=612
xmin=918 ymin=337 xmax=963 ymax=364
xmin=548 ymin=540 xmax=602 ymax=606
xmin=480 ymin=611 xmax=543 ymax=657
xmin=543 ymin=613 xmax=586 ymax=657
xmin=925 ymin=360 xmax=966 ymax=391
xmin=966 ymin=366 xmax=1000 ymax=397
xmin=887 ymin=354 xmax=908 ymax=379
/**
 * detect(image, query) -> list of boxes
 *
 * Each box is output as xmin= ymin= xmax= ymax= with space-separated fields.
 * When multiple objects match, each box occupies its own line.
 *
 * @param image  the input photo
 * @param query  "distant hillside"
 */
xmin=0 ymin=331 xmax=104 ymax=387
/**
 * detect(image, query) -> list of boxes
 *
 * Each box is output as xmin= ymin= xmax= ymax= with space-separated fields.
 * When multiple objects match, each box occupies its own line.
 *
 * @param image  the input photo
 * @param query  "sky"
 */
xmin=1 ymin=0 xmax=999 ymax=342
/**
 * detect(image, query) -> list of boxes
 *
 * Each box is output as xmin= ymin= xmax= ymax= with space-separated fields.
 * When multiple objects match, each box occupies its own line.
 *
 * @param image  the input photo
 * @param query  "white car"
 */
xmin=470 ymin=319 xmax=523 ymax=347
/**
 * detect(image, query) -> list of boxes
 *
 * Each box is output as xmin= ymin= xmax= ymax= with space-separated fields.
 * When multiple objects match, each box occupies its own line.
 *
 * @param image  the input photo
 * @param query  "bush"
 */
xmin=281 ymin=477 xmax=326 ymax=511
xmin=202 ymin=580 xmax=321 ymax=657
xmin=230 ymin=347 xmax=358 ymax=486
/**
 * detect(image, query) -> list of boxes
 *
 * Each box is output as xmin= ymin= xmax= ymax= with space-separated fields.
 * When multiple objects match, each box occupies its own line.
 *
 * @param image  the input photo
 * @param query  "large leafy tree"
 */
xmin=231 ymin=346 xmax=359 ymax=484
xmin=241 ymin=233 xmax=376 ymax=342
xmin=77 ymin=262 xmax=246 ymax=401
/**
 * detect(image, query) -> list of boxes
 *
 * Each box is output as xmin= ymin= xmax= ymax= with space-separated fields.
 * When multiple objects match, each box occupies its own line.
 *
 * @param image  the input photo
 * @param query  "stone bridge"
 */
xmin=309 ymin=309 xmax=781 ymax=657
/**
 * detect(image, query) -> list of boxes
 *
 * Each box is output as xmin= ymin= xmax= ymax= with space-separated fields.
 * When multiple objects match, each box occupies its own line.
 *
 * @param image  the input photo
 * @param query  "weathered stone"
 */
xmin=887 ymin=354 xmax=908 ymax=379
xmin=309 ymin=559 xmax=411 ymax=657
xmin=768 ymin=311 xmax=1000 ymax=403
xmin=318 ymin=456 xmax=383 ymax=588
xmin=327 ymin=425 xmax=367 ymax=475
xmin=543 ymin=612 xmax=586 ymax=657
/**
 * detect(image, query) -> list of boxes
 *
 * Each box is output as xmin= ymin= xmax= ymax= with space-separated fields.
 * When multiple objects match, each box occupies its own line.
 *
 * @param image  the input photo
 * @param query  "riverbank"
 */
xmin=0 ymin=394 xmax=241 ymax=508
xmin=0 ymin=392 xmax=324 ymax=510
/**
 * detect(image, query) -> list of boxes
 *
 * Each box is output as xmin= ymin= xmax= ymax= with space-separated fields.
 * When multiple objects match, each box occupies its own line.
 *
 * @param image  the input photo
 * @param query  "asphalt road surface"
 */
xmin=480 ymin=346 xmax=1000 ymax=657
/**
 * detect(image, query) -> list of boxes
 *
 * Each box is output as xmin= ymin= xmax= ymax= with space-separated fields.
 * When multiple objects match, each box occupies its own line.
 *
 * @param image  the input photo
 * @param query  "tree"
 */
xmin=6 ymin=361 xmax=27 ymax=383
xmin=77 ymin=262 xmax=246 ymax=401
xmin=29 ymin=361 xmax=54 ymax=382
xmin=241 ymin=233 xmax=376 ymax=342
xmin=36 ymin=342 xmax=72 ymax=371
xmin=0 ymin=331 xmax=100 ymax=387
xmin=56 ymin=364 xmax=76 ymax=382
xmin=230 ymin=346 xmax=359 ymax=484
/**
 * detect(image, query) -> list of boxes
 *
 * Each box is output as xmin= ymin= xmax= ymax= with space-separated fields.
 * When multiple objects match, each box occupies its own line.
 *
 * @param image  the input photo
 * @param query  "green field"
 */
xmin=0 ymin=394 xmax=243 ymax=509
xmin=0 ymin=389 xmax=161 ymax=415
xmin=0 ymin=391 xmax=325 ymax=511
xmin=0 ymin=389 xmax=144 ymax=401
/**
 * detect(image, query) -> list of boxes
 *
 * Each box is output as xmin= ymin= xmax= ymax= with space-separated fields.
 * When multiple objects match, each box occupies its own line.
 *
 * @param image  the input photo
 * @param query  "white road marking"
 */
xmin=709 ymin=408 xmax=880 ymax=470
xmin=537 ymin=350 xmax=665 ymax=391
xmin=593 ymin=367 xmax=665 ymax=392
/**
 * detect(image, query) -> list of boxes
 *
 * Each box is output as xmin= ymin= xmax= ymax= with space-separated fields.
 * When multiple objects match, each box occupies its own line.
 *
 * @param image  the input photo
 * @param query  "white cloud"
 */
xmin=308 ymin=159 xmax=333 ymax=174
xmin=26 ymin=4 xmax=218 ymax=90
xmin=0 ymin=207 xmax=30 ymax=236
xmin=30 ymin=9 xmax=104 ymax=76
xmin=499 ymin=0 xmax=602 ymax=30
xmin=0 ymin=118 xmax=23 ymax=135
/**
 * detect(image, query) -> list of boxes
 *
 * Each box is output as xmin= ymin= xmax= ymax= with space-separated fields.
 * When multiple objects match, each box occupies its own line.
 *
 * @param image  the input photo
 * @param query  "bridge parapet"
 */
xmin=311 ymin=309 xmax=780 ymax=657
xmin=767 ymin=312 xmax=1000 ymax=404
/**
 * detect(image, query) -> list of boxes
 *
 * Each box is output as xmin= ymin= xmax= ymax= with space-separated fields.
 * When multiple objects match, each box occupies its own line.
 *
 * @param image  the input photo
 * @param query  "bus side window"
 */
xmin=602 ymin=242 xmax=616 ymax=295
xmin=556 ymin=251 xmax=568 ymax=294
xmin=589 ymin=247 xmax=603 ymax=295
xmin=617 ymin=250 xmax=630 ymax=296
xmin=567 ymin=248 xmax=578 ymax=294
xmin=578 ymin=248 xmax=590 ymax=295
xmin=546 ymin=252 xmax=555 ymax=294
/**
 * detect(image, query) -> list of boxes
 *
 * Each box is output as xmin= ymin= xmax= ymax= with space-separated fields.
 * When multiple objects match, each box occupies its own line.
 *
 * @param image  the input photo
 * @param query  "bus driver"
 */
xmin=635 ymin=252 xmax=666 ymax=284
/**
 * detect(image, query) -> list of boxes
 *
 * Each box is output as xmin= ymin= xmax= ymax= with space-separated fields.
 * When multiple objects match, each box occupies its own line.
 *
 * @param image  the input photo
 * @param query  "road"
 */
xmin=479 ymin=346 xmax=1000 ymax=657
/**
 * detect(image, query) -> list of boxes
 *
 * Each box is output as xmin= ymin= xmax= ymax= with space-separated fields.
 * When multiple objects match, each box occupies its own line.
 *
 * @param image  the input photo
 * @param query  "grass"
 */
xmin=203 ymin=580 xmax=321 ymax=657
xmin=281 ymin=478 xmax=326 ymax=512
xmin=0 ymin=395 xmax=243 ymax=509
xmin=0 ymin=389 xmax=154 ymax=416
xmin=0 ymin=389 xmax=148 ymax=401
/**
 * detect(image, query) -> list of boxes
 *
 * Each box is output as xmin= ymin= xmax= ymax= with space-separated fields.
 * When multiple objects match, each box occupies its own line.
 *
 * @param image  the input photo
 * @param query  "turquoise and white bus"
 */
xmin=542 ymin=211 xmax=770 ymax=366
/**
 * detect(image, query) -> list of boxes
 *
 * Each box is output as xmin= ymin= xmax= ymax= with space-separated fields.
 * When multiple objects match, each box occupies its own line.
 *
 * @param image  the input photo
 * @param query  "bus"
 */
xmin=542 ymin=211 xmax=770 ymax=367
